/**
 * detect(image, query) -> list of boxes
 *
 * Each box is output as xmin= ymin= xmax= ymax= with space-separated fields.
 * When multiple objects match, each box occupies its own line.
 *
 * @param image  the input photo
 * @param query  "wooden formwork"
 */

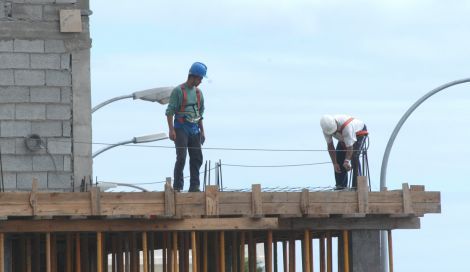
xmin=0 ymin=177 xmax=440 ymax=271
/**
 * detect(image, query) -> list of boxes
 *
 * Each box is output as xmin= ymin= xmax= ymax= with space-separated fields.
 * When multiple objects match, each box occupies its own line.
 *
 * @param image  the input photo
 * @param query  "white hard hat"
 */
xmin=320 ymin=115 xmax=337 ymax=135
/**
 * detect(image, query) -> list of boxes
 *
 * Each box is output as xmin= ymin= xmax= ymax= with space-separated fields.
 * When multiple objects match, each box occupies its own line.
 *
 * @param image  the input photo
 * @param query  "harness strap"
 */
xmin=340 ymin=117 xmax=368 ymax=137
xmin=178 ymin=84 xmax=201 ymax=123
xmin=339 ymin=117 xmax=354 ymax=134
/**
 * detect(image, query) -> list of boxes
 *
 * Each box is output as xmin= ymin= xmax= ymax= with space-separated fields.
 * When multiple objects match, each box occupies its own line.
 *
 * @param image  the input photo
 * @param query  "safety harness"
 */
xmin=177 ymin=84 xmax=201 ymax=123
xmin=339 ymin=117 xmax=368 ymax=137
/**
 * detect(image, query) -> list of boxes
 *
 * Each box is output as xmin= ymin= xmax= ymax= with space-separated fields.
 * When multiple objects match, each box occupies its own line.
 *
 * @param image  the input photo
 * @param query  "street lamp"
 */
xmin=92 ymin=86 xmax=173 ymax=113
xmin=378 ymin=77 xmax=470 ymax=272
xmin=92 ymin=132 xmax=168 ymax=158
xmin=97 ymin=181 xmax=149 ymax=192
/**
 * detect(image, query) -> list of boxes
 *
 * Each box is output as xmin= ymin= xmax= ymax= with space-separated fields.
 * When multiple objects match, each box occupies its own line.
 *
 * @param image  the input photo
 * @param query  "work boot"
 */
xmin=188 ymin=186 xmax=201 ymax=192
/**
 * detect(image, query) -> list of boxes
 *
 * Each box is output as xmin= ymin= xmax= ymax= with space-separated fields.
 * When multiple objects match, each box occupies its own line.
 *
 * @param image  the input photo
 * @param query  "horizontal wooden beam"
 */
xmin=281 ymin=216 xmax=421 ymax=230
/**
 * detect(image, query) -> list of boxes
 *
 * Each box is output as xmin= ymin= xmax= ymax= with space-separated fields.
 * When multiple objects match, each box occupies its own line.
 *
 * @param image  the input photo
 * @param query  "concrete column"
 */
xmin=350 ymin=230 xmax=381 ymax=272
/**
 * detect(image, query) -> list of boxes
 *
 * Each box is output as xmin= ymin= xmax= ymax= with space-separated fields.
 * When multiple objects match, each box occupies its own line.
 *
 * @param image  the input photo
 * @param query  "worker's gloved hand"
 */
xmin=343 ymin=160 xmax=351 ymax=171
xmin=333 ymin=163 xmax=341 ymax=173
xmin=200 ymin=131 xmax=205 ymax=145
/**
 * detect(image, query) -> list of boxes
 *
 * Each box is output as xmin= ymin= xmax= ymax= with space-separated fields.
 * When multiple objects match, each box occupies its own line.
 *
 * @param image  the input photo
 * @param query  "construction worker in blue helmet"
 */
xmin=166 ymin=62 xmax=207 ymax=192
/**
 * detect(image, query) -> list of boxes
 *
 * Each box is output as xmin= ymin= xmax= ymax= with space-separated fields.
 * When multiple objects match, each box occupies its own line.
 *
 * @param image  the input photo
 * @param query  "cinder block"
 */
xmin=61 ymin=53 xmax=70 ymax=70
xmin=15 ymin=104 xmax=46 ymax=120
xmin=25 ymin=1 xmax=55 ymax=4
xmin=45 ymin=40 xmax=66 ymax=53
xmin=46 ymin=70 xmax=71 ymax=86
xmin=0 ymin=3 xmax=5 ymax=19
xmin=0 ymin=70 xmax=14 ymax=85
xmin=12 ymin=4 xmax=43 ymax=20
xmin=61 ymin=86 xmax=71 ymax=103
xmin=2 ymin=155 xmax=33 ymax=171
xmin=1 ymin=173 xmax=17 ymax=190
xmin=0 ymin=121 xmax=31 ymax=137
xmin=0 ymin=138 xmax=16 ymax=154
xmin=62 ymin=121 xmax=71 ymax=137
xmin=0 ymin=40 xmax=13 ymax=52
xmin=48 ymin=172 xmax=73 ymax=190
xmin=33 ymin=155 xmax=63 ymax=171
xmin=15 ymin=70 xmax=45 ymax=86
xmin=17 ymin=172 xmax=47 ymax=189
xmin=46 ymin=104 xmax=71 ymax=120
xmin=32 ymin=120 xmax=62 ymax=136
xmin=0 ymin=86 xmax=30 ymax=103
xmin=31 ymin=54 xmax=61 ymax=69
xmin=63 ymin=155 xmax=71 ymax=171
xmin=43 ymin=5 xmax=59 ymax=21
xmin=14 ymin=39 xmax=44 ymax=53
xmin=0 ymin=53 xmax=30 ymax=69
xmin=56 ymin=0 xmax=77 ymax=3
xmin=47 ymin=138 xmax=71 ymax=154
xmin=30 ymin=86 xmax=61 ymax=103
xmin=0 ymin=104 xmax=15 ymax=119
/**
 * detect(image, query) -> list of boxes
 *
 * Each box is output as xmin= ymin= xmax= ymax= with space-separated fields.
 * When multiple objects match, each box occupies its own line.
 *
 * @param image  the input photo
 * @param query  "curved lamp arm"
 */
xmin=92 ymin=94 xmax=133 ymax=113
xmin=380 ymin=78 xmax=470 ymax=191
xmin=92 ymin=133 xmax=168 ymax=158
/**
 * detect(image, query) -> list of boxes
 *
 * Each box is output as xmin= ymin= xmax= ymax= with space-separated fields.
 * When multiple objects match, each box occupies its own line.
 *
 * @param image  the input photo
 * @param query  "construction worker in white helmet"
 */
xmin=320 ymin=114 xmax=368 ymax=190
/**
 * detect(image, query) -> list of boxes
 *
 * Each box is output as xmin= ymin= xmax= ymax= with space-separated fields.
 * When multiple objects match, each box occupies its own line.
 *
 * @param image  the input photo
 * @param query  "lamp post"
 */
xmin=92 ymin=86 xmax=173 ymax=113
xmin=92 ymin=132 xmax=168 ymax=158
xmin=379 ymin=77 xmax=470 ymax=272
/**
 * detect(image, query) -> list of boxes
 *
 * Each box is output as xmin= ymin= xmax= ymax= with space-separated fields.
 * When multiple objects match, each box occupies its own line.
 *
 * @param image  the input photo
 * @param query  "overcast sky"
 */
xmin=90 ymin=1 xmax=470 ymax=271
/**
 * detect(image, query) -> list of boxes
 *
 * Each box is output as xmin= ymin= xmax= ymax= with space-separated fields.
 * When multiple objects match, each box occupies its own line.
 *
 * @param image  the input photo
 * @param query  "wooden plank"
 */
xmin=303 ymin=230 xmax=311 ymax=272
xmin=251 ymin=184 xmax=262 ymax=217
xmin=165 ymin=181 xmax=175 ymax=217
xmin=205 ymin=186 xmax=219 ymax=217
xmin=300 ymin=189 xmax=309 ymax=216
xmin=90 ymin=187 xmax=101 ymax=216
xmin=283 ymin=217 xmax=421 ymax=230
xmin=326 ymin=232 xmax=332 ymax=272
xmin=402 ymin=183 xmax=414 ymax=215
xmin=29 ymin=179 xmax=38 ymax=216
xmin=219 ymin=231 xmax=225 ymax=272
xmin=66 ymin=234 xmax=73 ymax=272
xmin=410 ymin=185 xmax=425 ymax=191
xmin=142 ymin=232 xmax=148 ymax=272
xmin=75 ymin=234 xmax=81 ymax=272
xmin=357 ymin=176 xmax=369 ymax=214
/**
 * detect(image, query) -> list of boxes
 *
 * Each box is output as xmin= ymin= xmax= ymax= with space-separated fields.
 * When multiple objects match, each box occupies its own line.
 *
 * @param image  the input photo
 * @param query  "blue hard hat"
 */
xmin=189 ymin=62 xmax=207 ymax=78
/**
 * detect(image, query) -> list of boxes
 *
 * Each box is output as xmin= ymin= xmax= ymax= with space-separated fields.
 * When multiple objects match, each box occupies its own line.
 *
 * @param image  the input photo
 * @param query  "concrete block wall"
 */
xmin=0 ymin=0 xmax=91 ymax=191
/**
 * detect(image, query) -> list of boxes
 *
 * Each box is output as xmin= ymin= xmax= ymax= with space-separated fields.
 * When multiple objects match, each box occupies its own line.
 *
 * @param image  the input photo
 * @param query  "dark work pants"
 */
xmin=173 ymin=128 xmax=203 ymax=190
xmin=334 ymin=135 xmax=366 ymax=188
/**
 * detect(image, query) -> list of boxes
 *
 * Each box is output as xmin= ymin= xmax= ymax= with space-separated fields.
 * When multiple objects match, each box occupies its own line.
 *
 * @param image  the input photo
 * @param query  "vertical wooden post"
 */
xmin=172 ymin=232 xmax=178 ymax=272
xmin=203 ymin=232 xmax=208 ymax=272
xmin=282 ymin=241 xmax=288 ymax=272
xmin=66 ymin=234 xmax=73 ymax=272
xmin=34 ymin=234 xmax=40 ymax=272
xmin=117 ymin=234 xmax=124 ymax=272
xmin=266 ymin=231 xmax=273 ymax=272
xmin=0 ymin=233 xmax=4 ymax=272
xmin=219 ymin=231 xmax=225 ymax=272
xmin=46 ymin=233 xmax=51 ymax=272
xmin=273 ymin=237 xmax=278 ymax=272
xmin=162 ymin=233 xmax=168 ymax=272
xmin=239 ymin=232 xmax=245 ymax=272
xmin=191 ymin=232 xmax=197 ymax=272
xmin=303 ymin=230 xmax=311 ymax=272
xmin=288 ymin=236 xmax=295 ymax=272
xmin=51 ymin=234 xmax=57 ymax=272
xmin=143 ymin=232 xmax=148 ymax=272
xmin=248 ymin=232 xmax=255 ymax=272
xmin=327 ymin=232 xmax=332 ymax=272
xmin=26 ymin=237 xmax=32 ymax=272
xmin=319 ymin=236 xmax=326 ymax=272
xmin=149 ymin=232 xmax=155 ymax=272
xmin=231 ymin=232 xmax=238 ymax=272
xmin=97 ymin=232 xmax=103 ymax=272
xmin=75 ymin=234 xmax=81 ymax=272
xmin=388 ymin=230 xmax=394 ymax=272
xmin=343 ymin=230 xmax=349 ymax=272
